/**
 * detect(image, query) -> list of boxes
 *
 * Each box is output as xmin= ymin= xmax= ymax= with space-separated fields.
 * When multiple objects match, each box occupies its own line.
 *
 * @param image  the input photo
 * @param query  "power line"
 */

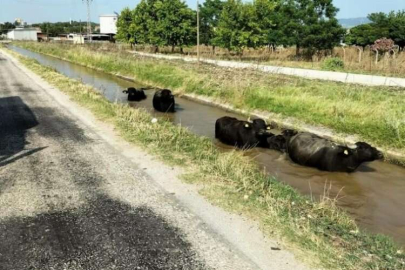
xmin=83 ymin=0 xmax=92 ymax=42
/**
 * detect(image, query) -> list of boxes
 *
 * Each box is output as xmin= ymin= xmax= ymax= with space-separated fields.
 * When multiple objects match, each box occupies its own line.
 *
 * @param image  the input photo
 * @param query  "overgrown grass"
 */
xmin=136 ymin=44 xmax=405 ymax=78
xmin=3 ymin=46 xmax=405 ymax=270
xmin=13 ymin=42 xmax=405 ymax=157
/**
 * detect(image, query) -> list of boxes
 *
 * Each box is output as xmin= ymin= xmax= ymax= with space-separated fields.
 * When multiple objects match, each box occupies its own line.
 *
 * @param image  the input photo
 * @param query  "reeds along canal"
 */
xmin=8 ymin=45 xmax=405 ymax=246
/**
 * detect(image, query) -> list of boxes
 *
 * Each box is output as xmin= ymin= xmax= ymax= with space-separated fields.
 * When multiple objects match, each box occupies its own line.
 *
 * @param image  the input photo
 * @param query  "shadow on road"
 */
xmin=0 ymin=96 xmax=45 ymax=168
xmin=0 ymin=194 xmax=205 ymax=270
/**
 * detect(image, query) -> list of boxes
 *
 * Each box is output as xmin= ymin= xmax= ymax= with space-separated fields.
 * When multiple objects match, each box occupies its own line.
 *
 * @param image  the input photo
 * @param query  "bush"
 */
xmin=321 ymin=57 xmax=345 ymax=71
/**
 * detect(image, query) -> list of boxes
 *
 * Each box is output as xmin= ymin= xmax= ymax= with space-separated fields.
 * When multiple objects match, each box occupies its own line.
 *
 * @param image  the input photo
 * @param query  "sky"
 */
xmin=0 ymin=0 xmax=404 ymax=24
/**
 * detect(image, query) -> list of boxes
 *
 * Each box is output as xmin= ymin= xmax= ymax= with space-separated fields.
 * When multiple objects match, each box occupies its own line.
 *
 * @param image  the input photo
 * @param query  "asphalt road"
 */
xmin=0 ymin=54 xmax=239 ymax=270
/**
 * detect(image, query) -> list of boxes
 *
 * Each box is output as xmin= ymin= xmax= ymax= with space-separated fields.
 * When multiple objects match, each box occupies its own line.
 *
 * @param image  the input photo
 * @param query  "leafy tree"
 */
xmin=345 ymin=24 xmax=387 ymax=48
xmin=130 ymin=0 xmax=156 ymax=47
xmin=250 ymin=0 xmax=277 ymax=47
xmin=116 ymin=7 xmax=135 ymax=43
xmin=264 ymin=0 xmax=297 ymax=48
xmin=0 ymin=22 xmax=15 ymax=34
xmin=156 ymin=0 xmax=196 ymax=51
xmin=346 ymin=10 xmax=405 ymax=48
xmin=271 ymin=0 xmax=344 ymax=55
xmin=213 ymin=0 xmax=252 ymax=54
xmin=129 ymin=0 xmax=195 ymax=52
xmin=199 ymin=0 xmax=224 ymax=50
xmin=385 ymin=11 xmax=405 ymax=48
xmin=31 ymin=21 xmax=97 ymax=37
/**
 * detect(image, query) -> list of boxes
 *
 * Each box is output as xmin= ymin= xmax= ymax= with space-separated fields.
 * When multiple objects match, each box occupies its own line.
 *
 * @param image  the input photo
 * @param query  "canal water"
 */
xmin=9 ymin=45 xmax=405 ymax=245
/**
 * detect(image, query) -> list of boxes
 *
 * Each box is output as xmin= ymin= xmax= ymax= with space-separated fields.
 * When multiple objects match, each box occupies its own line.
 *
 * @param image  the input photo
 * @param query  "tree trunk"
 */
xmin=211 ymin=45 xmax=216 ymax=55
xmin=296 ymin=45 xmax=300 ymax=56
xmin=171 ymin=45 xmax=175 ymax=53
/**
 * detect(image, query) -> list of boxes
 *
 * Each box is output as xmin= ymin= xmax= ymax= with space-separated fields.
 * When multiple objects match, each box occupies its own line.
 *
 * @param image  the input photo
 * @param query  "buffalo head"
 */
xmin=353 ymin=142 xmax=384 ymax=162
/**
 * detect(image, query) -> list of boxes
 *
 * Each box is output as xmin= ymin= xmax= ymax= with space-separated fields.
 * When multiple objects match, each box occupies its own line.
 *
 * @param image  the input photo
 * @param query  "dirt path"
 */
xmin=0 ymin=52 xmax=310 ymax=269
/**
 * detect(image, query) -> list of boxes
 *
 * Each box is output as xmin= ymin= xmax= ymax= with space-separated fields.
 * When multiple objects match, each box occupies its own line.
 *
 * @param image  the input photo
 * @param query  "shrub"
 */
xmin=321 ymin=57 xmax=345 ymax=71
xmin=372 ymin=38 xmax=395 ymax=53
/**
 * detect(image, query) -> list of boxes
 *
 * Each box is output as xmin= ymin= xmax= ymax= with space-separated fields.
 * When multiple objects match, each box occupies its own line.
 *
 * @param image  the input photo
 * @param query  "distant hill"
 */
xmin=338 ymin=17 xmax=371 ymax=28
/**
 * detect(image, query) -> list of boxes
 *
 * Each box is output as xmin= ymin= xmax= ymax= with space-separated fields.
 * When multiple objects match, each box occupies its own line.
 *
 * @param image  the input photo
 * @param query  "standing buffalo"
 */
xmin=123 ymin=87 xmax=147 ymax=101
xmin=153 ymin=89 xmax=175 ymax=112
xmin=215 ymin=117 xmax=273 ymax=149
xmin=287 ymin=133 xmax=383 ymax=172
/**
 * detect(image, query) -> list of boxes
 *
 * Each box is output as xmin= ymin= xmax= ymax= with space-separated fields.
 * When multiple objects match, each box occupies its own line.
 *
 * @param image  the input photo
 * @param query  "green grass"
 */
xmin=3 ymin=46 xmax=405 ymax=270
xmin=13 ymin=42 xmax=405 ymax=157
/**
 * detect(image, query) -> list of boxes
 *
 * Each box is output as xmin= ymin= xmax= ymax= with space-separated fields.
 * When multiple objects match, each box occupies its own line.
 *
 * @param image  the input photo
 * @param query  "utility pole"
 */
xmin=82 ymin=0 xmax=92 ymax=43
xmin=197 ymin=0 xmax=200 ymax=62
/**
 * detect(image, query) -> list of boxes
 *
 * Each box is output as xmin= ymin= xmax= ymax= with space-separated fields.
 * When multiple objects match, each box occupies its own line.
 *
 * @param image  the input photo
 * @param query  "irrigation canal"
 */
xmin=9 ymin=45 xmax=405 ymax=246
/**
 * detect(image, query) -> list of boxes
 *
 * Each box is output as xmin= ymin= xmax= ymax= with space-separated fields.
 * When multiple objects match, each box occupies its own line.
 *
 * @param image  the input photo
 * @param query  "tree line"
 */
xmin=116 ymin=0 xmax=345 ymax=56
xmin=31 ymin=21 xmax=99 ymax=37
xmin=0 ymin=21 xmax=98 ymax=37
xmin=345 ymin=11 xmax=405 ymax=48
xmin=0 ymin=22 xmax=16 ymax=34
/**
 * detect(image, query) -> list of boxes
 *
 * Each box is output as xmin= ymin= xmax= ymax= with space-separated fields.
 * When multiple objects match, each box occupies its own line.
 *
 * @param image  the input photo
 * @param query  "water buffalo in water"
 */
xmin=123 ymin=87 xmax=147 ymax=101
xmin=153 ymin=89 xmax=175 ymax=112
xmin=266 ymin=129 xmax=298 ymax=152
xmin=287 ymin=133 xmax=383 ymax=172
xmin=215 ymin=116 xmax=273 ymax=149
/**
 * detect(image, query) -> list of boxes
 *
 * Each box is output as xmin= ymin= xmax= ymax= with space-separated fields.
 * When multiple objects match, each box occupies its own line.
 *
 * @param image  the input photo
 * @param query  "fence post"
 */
xmin=373 ymin=49 xmax=379 ymax=65
xmin=356 ymin=46 xmax=363 ymax=63
xmin=342 ymin=46 xmax=346 ymax=62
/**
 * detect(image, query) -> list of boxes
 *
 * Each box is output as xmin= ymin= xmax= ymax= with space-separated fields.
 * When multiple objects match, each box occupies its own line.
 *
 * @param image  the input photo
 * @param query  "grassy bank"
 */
xmin=3 ymin=47 xmax=405 ymax=269
xmin=13 ymin=42 xmax=405 ymax=158
xmin=87 ymin=43 xmax=405 ymax=78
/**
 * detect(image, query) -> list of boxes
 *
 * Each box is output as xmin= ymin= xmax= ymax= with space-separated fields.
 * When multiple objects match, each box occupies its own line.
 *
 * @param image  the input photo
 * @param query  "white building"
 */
xmin=99 ymin=14 xmax=118 ymax=34
xmin=7 ymin=28 xmax=38 ymax=41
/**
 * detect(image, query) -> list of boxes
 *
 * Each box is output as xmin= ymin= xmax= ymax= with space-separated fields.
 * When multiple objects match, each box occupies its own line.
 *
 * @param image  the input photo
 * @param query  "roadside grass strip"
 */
xmin=3 ymin=47 xmax=405 ymax=270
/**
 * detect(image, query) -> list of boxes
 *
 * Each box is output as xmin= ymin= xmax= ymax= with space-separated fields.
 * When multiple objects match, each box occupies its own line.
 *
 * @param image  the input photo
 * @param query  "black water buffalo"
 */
xmin=123 ymin=87 xmax=147 ymax=101
xmin=215 ymin=117 xmax=273 ymax=149
xmin=153 ymin=89 xmax=175 ymax=112
xmin=287 ymin=133 xmax=383 ymax=172
xmin=266 ymin=129 xmax=297 ymax=152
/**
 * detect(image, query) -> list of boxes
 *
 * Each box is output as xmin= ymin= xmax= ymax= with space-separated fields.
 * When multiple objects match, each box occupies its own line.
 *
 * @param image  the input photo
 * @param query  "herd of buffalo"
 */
xmin=123 ymin=87 xmax=383 ymax=173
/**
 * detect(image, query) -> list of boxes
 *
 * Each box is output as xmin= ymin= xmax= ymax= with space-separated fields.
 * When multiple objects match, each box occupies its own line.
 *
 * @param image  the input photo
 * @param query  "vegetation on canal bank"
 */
xmin=14 ymin=42 xmax=405 ymax=158
xmin=2 ymin=46 xmax=405 ymax=270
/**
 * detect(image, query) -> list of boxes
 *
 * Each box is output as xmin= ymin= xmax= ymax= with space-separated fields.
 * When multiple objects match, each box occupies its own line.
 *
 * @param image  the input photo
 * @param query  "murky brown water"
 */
xmin=10 ymin=46 xmax=405 ymax=245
